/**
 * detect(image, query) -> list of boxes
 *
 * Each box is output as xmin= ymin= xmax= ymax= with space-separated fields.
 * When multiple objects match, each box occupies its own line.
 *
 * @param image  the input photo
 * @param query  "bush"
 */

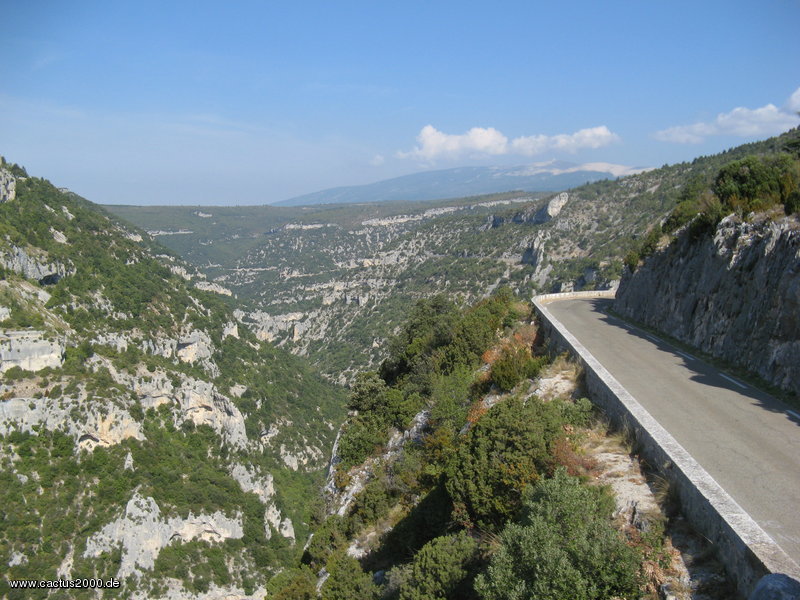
xmin=474 ymin=470 xmax=641 ymax=600
xmin=445 ymin=397 xmax=565 ymax=528
xmin=399 ymin=531 xmax=479 ymax=600
xmin=348 ymin=476 xmax=393 ymax=530
xmin=302 ymin=515 xmax=347 ymax=569
xmin=687 ymin=192 xmax=725 ymax=239
xmin=337 ymin=413 xmax=389 ymax=470
xmin=490 ymin=346 xmax=544 ymax=392
xmin=785 ymin=189 xmax=800 ymax=215
xmin=622 ymin=249 xmax=640 ymax=272
xmin=320 ymin=554 xmax=379 ymax=600
xmin=347 ymin=372 xmax=388 ymax=412
xmin=267 ymin=566 xmax=317 ymax=600
xmin=713 ymin=154 xmax=799 ymax=214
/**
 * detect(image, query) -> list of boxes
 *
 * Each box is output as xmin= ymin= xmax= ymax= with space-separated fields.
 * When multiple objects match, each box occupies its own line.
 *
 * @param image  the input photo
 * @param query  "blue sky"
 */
xmin=1 ymin=0 xmax=799 ymax=205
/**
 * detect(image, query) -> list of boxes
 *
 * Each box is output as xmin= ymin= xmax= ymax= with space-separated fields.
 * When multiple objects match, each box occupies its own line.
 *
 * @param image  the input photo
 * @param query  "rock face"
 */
xmin=531 ymin=192 xmax=569 ymax=224
xmin=0 ymin=331 xmax=65 ymax=373
xmin=194 ymin=280 xmax=233 ymax=296
xmin=614 ymin=215 xmax=800 ymax=395
xmin=0 ymin=244 xmax=74 ymax=283
xmin=749 ymin=574 xmax=800 ymax=600
xmin=84 ymin=492 xmax=243 ymax=579
xmin=0 ymin=168 xmax=16 ymax=202
xmin=0 ymin=395 xmax=144 ymax=449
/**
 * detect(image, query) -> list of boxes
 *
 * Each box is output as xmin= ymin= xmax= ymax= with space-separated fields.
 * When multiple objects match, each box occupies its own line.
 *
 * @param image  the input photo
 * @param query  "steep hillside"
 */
xmin=265 ymin=292 xmax=716 ymax=599
xmin=0 ymin=160 xmax=346 ymax=599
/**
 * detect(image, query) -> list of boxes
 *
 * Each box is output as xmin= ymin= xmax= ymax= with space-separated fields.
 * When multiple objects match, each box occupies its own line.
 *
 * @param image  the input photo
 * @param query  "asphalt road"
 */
xmin=546 ymin=297 xmax=800 ymax=562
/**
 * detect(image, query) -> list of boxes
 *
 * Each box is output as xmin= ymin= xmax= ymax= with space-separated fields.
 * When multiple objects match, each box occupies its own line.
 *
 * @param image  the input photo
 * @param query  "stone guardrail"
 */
xmin=533 ymin=292 xmax=800 ymax=599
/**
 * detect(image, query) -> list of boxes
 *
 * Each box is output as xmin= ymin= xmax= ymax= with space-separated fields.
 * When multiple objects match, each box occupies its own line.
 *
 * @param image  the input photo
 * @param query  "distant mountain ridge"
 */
xmin=274 ymin=161 xmax=651 ymax=206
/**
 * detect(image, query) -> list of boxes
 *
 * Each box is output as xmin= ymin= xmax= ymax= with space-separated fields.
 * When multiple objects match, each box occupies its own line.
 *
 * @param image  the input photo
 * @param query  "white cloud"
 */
xmin=511 ymin=126 xmax=620 ymax=155
xmin=369 ymin=154 xmax=385 ymax=166
xmin=654 ymin=88 xmax=800 ymax=144
xmin=788 ymin=87 xmax=800 ymax=113
xmin=398 ymin=124 xmax=619 ymax=161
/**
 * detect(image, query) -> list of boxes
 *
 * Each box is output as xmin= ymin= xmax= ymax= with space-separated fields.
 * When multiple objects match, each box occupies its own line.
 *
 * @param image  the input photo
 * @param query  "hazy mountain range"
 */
xmin=273 ymin=160 xmax=652 ymax=206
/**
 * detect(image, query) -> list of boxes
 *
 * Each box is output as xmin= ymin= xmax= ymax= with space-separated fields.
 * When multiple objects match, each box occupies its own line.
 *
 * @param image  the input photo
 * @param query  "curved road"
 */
xmin=545 ymin=297 xmax=800 ymax=562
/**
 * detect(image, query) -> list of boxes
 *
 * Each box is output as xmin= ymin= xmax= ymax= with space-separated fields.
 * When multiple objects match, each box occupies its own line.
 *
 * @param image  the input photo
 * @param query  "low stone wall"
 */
xmin=533 ymin=293 xmax=800 ymax=599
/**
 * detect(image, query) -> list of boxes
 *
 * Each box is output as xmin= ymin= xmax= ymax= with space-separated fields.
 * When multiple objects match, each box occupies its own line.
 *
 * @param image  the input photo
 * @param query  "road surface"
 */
xmin=545 ymin=297 xmax=800 ymax=562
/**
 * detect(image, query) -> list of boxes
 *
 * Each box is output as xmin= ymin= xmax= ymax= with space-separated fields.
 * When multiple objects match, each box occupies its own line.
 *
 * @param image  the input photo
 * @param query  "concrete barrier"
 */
xmin=533 ymin=293 xmax=800 ymax=599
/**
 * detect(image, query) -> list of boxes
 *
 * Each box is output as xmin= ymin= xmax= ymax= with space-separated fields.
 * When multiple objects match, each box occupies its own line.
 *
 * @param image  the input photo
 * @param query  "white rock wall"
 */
xmin=0 ymin=331 xmax=64 ymax=373
xmin=84 ymin=492 xmax=243 ymax=579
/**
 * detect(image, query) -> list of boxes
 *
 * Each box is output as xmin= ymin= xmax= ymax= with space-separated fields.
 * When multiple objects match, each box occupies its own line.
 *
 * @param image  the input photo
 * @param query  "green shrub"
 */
xmin=320 ymin=554 xmax=379 ymax=600
xmin=348 ymin=476 xmax=393 ymax=530
xmin=474 ymin=470 xmax=641 ymax=600
xmin=302 ymin=515 xmax=347 ymax=570
xmin=491 ymin=346 xmax=544 ymax=392
xmin=267 ymin=566 xmax=317 ymax=600
xmin=622 ymin=249 xmax=640 ymax=272
xmin=337 ymin=413 xmax=389 ymax=470
xmin=347 ymin=372 xmax=388 ymax=412
xmin=399 ymin=531 xmax=479 ymax=600
xmin=445 ymin=397 xmax=565 ymax=528
xmin=785 ymin=189 xmax=800 ymax=215
xmin=713 ymin=154 xmax=799 ymax=214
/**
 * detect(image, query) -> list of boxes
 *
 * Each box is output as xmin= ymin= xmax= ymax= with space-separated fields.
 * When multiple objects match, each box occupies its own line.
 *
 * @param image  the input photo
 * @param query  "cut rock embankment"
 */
xmin=614 ymin=214 xmax=800 ymax=396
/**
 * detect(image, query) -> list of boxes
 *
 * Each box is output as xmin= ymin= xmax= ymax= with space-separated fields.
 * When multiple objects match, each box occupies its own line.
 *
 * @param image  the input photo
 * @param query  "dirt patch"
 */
xmin=584 ymin=427 xmax=739 ymax=600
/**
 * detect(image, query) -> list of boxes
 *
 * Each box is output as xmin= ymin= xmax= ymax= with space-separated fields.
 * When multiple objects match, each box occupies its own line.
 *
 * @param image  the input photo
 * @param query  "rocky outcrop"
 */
xmin=279 ymin=442 xmax=325 ymax=471
xmin=140 ymin=328 xmax=220 ymax=378
xmin=111 ymin=368 xmax=249 ymax=448
xmin=176 ymin=329 xmax=214 ymax=364
xmin=0 ymin=331 xmax=65 ymax=373
xmin=228 ymin=463 xmax=295 ymax=542
xmin=176 ymin=378 xmax=248 ymax=447
xmin=222 ymin=321 xmax=239 ymax=339
xmin=615 ymin=214 xmax=800 ymax=395
xmin=264 ymin=503 xmax=296 ymax=541
xmin=0 ymin=394 xmax=144 ymax=448
xmin=84 ymin=492 xmax=243 ymax=579
xmin=229 ymin=464 xmax=275 ymax=502
xmin=131 ymin=582 xmax=266 ymax=600
xmin=194 ymin=281 xmax=233 ymax=296
xmin=0 ymin=244 xmax=74 ymax=284
xmin=531 ymin=192 xmax=569 ymax=224
xmin=0 ymin=168 xmax=16 ymax=202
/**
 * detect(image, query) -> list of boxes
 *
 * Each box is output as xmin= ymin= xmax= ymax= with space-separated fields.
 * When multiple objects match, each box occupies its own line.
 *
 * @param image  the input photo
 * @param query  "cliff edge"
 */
xmin=614 ymin=214 xmax=800 ymax=396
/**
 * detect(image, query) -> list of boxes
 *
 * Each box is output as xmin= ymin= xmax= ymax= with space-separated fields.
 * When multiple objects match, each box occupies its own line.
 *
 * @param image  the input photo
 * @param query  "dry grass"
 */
xmin=466 ymin=399 xmax=488 ymax=425
xmin=511 ymin=322 xmax=538 ymax=346
xmin=547 ymin=352 xmax=582 ymax=381
xmin=606 ymin=425 xmax=635 ymax=455
xmin=480 ymin=346 xmax=501 ymax=365
xmin=550 ymin=436 xmax=598 ymax=477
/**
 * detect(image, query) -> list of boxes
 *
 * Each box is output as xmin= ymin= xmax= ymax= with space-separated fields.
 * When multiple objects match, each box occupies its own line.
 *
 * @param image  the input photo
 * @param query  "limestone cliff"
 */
xmin=614 ymin=213 xmax=800 ymax=396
